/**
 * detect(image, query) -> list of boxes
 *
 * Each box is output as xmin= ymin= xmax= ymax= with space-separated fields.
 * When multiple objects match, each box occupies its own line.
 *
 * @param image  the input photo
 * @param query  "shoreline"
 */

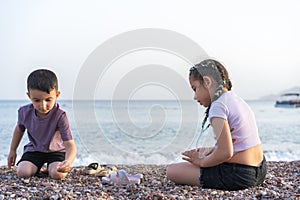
xmin=1 ymin=161 xmax=299 ymax=199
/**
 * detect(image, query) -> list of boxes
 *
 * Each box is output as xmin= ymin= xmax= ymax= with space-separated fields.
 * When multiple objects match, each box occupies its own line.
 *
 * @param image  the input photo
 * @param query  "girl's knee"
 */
xmin=166 ymin=164 xmax=177 ymax=180
xmin=166 ymin=162 xmax=201 ymax=186
xmin=166 ymin=163 xmax=185 ymax=184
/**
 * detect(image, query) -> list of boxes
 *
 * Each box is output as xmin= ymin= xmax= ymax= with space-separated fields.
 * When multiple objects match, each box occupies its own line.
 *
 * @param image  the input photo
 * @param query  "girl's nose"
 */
xmin=194 ymin=93 xmax=197 ymax=100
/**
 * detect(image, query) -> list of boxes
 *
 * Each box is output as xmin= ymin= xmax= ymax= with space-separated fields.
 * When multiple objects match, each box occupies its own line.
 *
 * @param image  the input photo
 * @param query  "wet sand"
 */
xmin=0 ymin=161 xmax=299 ymax=199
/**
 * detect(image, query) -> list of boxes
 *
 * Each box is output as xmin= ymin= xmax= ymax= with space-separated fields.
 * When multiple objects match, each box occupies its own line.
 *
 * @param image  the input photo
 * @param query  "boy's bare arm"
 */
xmin=7 ymin=125 xmax=24 ymax=168
xmin=57 ymin=140 xmax=76 ymax=172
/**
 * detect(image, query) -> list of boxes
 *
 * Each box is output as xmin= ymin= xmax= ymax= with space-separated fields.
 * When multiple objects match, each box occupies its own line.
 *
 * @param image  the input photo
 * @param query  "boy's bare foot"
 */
xmin=40 ymin=165 xmax=48 ymax=174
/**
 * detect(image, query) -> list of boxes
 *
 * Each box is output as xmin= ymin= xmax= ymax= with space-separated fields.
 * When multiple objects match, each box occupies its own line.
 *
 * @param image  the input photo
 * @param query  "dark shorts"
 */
xmin=17 ymin=151 xmax=65 ymax=172
xmin=199 ymin=156 xmax=267 ymax=191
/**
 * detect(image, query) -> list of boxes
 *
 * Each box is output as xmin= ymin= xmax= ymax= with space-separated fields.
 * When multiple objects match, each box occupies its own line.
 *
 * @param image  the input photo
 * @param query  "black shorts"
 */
xmin=17 ymin=151 xmax=65 ymax=172
xmin=199 ymin=156 xmax=267 ymax=191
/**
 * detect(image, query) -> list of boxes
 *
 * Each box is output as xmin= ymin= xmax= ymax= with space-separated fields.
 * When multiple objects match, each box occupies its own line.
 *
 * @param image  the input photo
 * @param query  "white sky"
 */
xmin=1 ymin=0 xmax=299 ymax=100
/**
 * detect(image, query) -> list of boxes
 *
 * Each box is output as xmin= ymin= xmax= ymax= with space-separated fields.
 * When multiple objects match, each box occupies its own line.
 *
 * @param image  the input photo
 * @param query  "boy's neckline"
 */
xmin=35 ymin=109 xmax=49 ymax=118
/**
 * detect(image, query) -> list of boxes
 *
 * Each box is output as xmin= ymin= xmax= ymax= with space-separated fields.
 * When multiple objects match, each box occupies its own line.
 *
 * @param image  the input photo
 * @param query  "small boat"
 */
xmin=275 ymin=92 xmax=300 ymax=108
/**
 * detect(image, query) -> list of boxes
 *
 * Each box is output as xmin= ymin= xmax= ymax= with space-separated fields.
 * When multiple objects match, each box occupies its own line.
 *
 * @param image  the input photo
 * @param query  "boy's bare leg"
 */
xmin=48 ymin=161 xmax=68 ymax=180
xmin=166 ymin=162 xmax=201 ymax=186
xmin=17 ymin=161 xmax=38 ymax=178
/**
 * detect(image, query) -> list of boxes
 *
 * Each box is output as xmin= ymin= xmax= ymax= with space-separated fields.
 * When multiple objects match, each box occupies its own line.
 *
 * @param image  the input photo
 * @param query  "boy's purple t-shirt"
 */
xmin=17 ymin=103 xmax=73 ymax=153
xmin=209 ymin=91 xmax=261 ymax=154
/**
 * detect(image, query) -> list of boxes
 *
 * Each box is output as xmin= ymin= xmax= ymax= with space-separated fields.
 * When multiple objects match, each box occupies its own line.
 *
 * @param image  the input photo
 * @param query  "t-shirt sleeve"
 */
xmin=17 ymin=108 xmax=26 ymax=132
xmin=57 ymin=112 xmax=73 ymax=141
xmin=209 ymin=101 xmax=229 ymax=122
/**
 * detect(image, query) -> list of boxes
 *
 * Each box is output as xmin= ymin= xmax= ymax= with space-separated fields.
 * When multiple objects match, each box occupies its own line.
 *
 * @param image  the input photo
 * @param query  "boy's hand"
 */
xmin=56 ymin=160 xmax=71 ymax=173
xmin=7 ymin=151 xmax=17 ymax=169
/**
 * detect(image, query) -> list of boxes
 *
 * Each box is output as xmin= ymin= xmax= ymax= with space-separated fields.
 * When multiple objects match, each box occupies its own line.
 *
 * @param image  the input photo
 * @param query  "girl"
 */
xmin=166 ymin=59 xmax=267 ymax=190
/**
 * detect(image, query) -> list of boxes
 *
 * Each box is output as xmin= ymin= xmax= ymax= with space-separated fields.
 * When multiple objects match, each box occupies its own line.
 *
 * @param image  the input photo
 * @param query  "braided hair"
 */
xmin=189 ymin=59 xmax=232 ymax=129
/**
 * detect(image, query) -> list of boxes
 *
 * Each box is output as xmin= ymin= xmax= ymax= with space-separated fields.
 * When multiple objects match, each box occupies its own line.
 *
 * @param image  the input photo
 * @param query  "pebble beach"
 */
xmin=0 ymin=161 xmax=299 ymax=200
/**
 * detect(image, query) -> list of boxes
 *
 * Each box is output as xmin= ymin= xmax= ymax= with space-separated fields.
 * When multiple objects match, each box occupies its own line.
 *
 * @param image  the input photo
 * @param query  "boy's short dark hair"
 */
xmin=27 ymin=69 xmax=58 ymax=93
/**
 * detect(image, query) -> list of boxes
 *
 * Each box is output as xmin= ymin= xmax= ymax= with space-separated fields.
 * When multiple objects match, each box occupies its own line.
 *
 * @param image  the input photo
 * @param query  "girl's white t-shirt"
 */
xmin=209 ymin=91 xmax=261 ymax=153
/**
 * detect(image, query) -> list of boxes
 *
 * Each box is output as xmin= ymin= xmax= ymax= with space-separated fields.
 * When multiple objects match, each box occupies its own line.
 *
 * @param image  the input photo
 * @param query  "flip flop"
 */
xmin=85 ymin=163 xmax=103 ymax=175
xmin=102 ymin=169 xmax=143 ymax=185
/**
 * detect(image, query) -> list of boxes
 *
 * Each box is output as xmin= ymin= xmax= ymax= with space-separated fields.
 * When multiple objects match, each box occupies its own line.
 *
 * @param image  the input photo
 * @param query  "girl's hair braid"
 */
xmin=213 ymin=60 xmax=232 ymax=91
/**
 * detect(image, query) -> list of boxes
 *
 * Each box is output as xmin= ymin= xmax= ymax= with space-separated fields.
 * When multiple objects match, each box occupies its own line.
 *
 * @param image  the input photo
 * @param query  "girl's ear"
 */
xmin=203 ymin=76 xmax=212 ymax=88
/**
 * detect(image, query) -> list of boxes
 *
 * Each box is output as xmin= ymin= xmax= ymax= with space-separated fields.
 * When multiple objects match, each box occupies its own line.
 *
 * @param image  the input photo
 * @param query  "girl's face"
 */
xmin=189 ymin=76 xmax=211 ymax=107
xmin=27 ymin=89 xmax=60 ymax=117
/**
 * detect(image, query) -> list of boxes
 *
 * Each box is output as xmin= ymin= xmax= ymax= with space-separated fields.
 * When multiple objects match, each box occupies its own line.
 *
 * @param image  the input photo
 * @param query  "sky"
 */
xmin=1 ymin=0 xmax=299 ymax=100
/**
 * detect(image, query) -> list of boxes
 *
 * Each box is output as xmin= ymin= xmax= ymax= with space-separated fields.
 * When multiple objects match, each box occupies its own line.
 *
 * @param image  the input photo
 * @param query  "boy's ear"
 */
xmin=56 ymin=91 xmax=61 ymax=98
xmin=203 ymin=76 xmax=212 ymax=88
xmin=26 ymin=92 xmax=31 ymax=99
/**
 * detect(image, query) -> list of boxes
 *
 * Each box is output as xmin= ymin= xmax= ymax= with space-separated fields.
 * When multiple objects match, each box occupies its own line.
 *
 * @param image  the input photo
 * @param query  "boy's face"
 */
xmin=27 ymin=89 xmax=60 ymax=117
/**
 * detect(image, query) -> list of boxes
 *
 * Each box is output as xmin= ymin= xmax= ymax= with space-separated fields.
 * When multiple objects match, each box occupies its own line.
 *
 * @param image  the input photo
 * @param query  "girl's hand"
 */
xmin=56 ymin=160 xmax=71 ymax=173
xmin=182 ymin=149 xmax=203 ymax=166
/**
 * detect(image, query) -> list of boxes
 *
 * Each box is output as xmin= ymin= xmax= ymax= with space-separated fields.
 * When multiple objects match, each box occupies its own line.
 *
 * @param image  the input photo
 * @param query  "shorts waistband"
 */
xmin=223 ymin=155 xmax=266 ymax=169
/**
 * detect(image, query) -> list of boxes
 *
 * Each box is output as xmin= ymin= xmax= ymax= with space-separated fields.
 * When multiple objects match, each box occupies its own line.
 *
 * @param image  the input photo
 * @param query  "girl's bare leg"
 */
xmin=166 ymin=162 xmax=201 ymax=186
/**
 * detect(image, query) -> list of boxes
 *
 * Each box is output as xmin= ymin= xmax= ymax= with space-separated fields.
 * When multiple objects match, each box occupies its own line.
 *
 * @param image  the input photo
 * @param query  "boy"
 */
xmin=7 ymin=69 xmax=76 ymax=180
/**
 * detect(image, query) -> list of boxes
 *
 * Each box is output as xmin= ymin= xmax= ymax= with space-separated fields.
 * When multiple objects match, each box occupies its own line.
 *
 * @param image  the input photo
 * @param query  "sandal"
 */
xmin=85 ymin=163 xmax=103 ymax=175
xmin=102 ymin=169 xmax=143 ymax=185
xmin=97 ymin=165 xmax=118 ymax=177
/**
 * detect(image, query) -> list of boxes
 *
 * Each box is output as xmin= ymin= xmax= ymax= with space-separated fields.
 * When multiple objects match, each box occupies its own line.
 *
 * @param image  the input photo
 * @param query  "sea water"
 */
xmin=0 ymin=100 xmax=299 ymax=166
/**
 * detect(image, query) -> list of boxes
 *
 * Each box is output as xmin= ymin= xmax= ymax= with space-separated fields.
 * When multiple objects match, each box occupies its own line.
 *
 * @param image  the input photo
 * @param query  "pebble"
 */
xmin=60 ymin=189 xmax=67 ymax=195
xmin=21 ymin=178 xmax=30 ymax=184
xmin=0 ymin=161 xmax=299 ymax=199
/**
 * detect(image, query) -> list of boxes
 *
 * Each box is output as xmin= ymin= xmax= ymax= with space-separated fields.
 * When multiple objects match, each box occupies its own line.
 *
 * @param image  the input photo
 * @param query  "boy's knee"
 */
xmin=17 ymin=168 xmax=35 ymax=178
xmin=17 ymin=161 xmax=38 ymax=178
xmin=49 ymin=171 xmax=67 ymax=180
xmin=48 ymin=162 xmax=68 ymax=180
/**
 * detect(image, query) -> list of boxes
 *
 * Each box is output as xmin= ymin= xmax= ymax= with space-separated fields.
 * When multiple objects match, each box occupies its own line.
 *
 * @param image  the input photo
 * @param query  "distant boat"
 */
xmin=275 ymin=92 xmax=300 ymax=108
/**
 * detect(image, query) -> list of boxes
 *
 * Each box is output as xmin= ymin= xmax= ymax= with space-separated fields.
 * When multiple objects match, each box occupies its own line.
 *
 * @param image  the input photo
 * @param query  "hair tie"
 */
xmin=214 ymin=84 xmax=223 ymax=99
